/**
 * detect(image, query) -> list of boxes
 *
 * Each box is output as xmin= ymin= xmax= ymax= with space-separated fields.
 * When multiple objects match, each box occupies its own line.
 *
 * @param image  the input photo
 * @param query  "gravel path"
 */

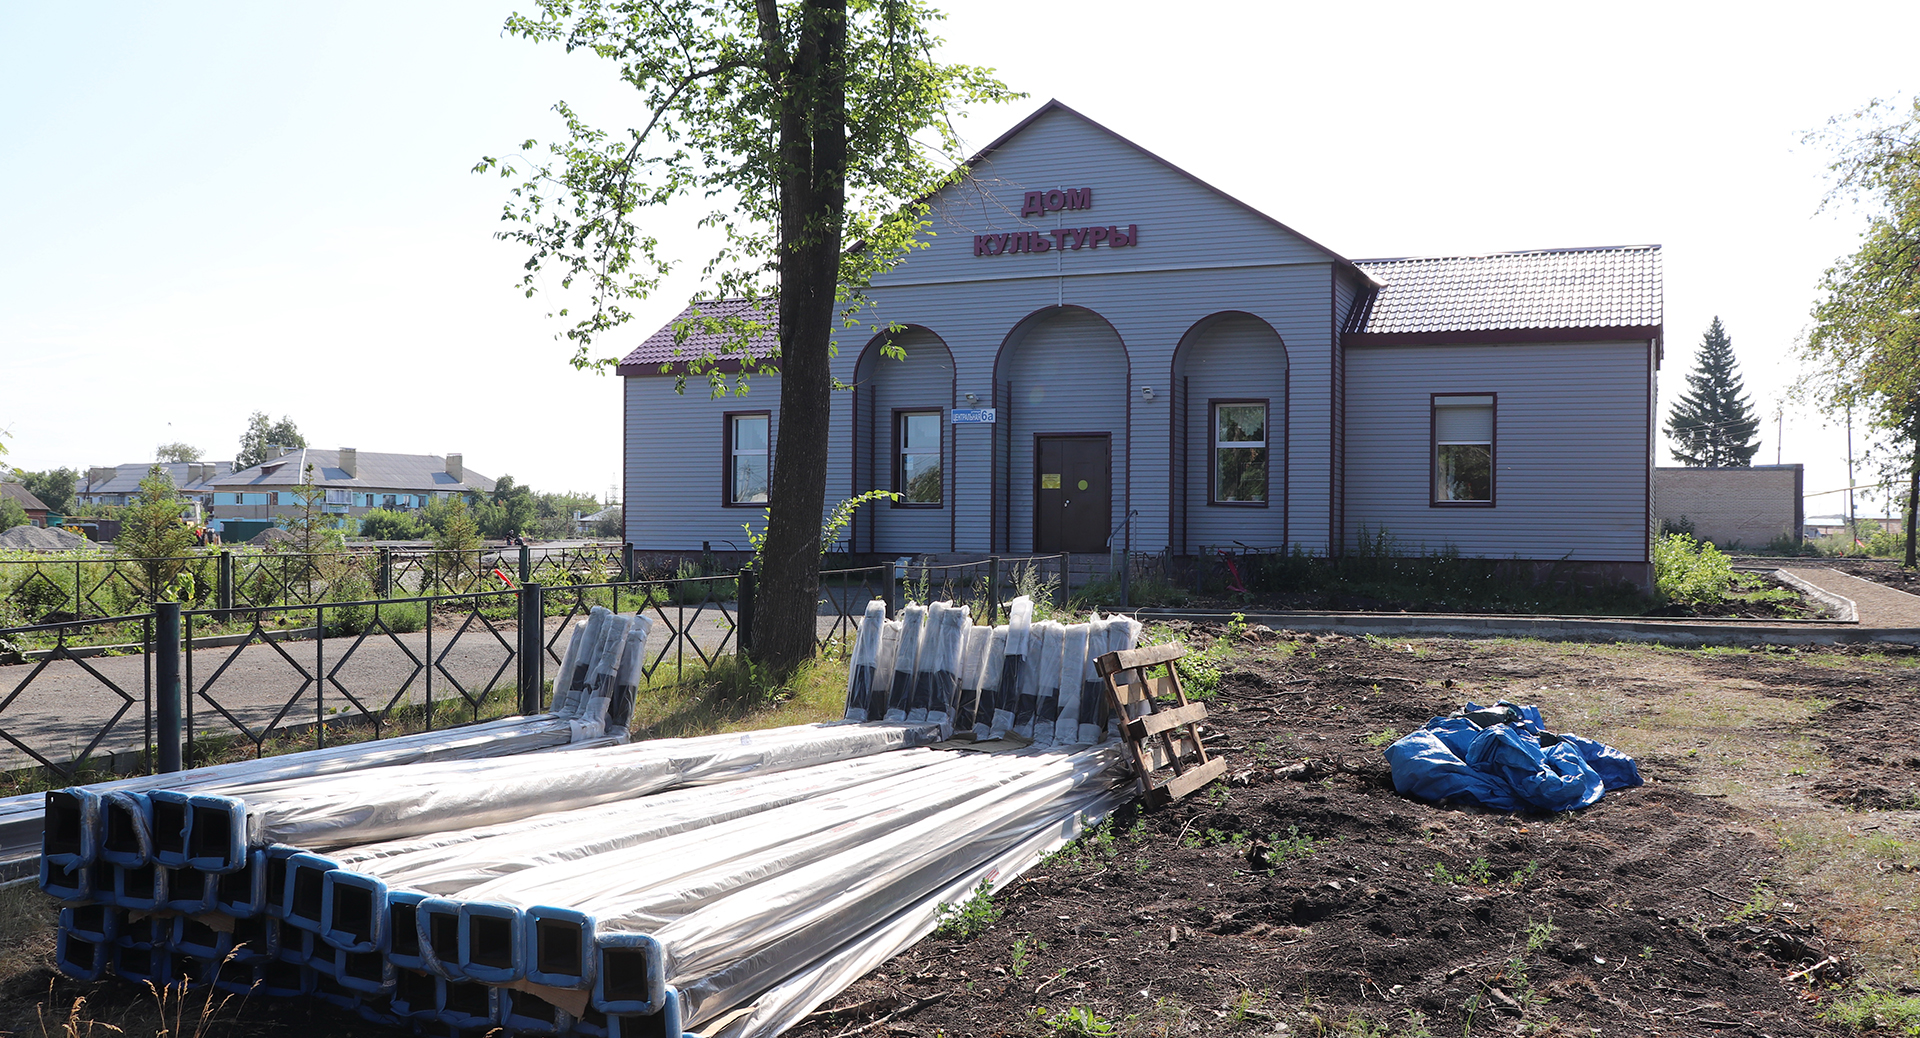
xmin=1777 ymin=566 xmax=1920 ymax=627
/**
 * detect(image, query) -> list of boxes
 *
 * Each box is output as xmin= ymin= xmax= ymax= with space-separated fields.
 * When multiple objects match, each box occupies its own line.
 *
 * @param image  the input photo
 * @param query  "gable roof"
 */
xmin=207 ymin=449 xmax=495 ymax=494
xmin=82 ymin=462 xmax=234 ymax=496
xmin=616 ymin=298 xmax=778 ymax=376
xmin=1 ymin=483 xmax=49 ymax=513
xmin=1346 ymin=245 xmax=1662 ymax=343
xmin=956 ymin=100 xmax=1373 ymax=282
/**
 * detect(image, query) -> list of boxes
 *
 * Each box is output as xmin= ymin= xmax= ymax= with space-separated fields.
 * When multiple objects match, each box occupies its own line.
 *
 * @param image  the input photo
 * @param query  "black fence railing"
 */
xmin=0 ymin=563 xmax=910 ymax=790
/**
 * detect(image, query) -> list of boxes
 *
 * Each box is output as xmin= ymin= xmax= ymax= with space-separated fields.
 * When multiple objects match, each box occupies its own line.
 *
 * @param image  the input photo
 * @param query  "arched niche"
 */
xmin=1169 ymin=311 xmax=1288 ymax=554
xmin=992 ymin=306 xmax=1130 ymax=554
xmin=851 ymin=325 xmax=955 ymax=552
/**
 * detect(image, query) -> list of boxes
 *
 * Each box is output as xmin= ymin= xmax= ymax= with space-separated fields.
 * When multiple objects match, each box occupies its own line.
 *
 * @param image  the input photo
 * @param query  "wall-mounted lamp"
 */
xmin=963 ymin=392 xmax=979 ymax=405
xmin=1140 ymin=386 xmax=1155 ymax=401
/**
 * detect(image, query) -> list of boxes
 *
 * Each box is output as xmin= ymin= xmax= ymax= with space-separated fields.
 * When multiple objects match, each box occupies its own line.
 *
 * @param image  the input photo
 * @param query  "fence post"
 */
xmin=1119 ymin=550 xmax=1131 ymax=609
xmin=156 ymin=602 xmax=183 ymax=773
xmin=518 ymin=544 xmax=532 ymax=584
xmin=376 ymin=547 xmax=393 ymax=598
xmin=1059 ymin=552 xmax=1071 ymax=608
xmin=517 ymin=583 xmax=545 ymax=715
xmin=986 ymin=556 xmax=1001 ymax=625
xmin=737 ymin=568 xmax=755 ymax=655
xmin=216 ymin=551 xmax=234 ymax=614
xmin=884 ymin=561 xmax=899 ymax=619
xmin=622 ymin=543 xmax=636 ymax=583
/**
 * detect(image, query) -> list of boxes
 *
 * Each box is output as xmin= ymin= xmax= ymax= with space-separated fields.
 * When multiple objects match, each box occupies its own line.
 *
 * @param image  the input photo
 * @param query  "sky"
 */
xmin=2 ymin=1 xmax=1915 ymax=520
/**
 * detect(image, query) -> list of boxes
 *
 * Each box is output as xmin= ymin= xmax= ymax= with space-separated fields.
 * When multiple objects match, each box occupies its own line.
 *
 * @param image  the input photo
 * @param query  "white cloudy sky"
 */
xmin=2 ymin=1 xmax=1914 ymax=520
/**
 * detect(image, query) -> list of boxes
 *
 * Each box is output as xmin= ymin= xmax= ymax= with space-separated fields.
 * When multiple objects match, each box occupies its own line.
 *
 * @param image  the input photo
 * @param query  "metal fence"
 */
xmin=0 ymin=563 xmax=898 ymax=789
xmin=0 ymin=543 xmax=635 ymax=624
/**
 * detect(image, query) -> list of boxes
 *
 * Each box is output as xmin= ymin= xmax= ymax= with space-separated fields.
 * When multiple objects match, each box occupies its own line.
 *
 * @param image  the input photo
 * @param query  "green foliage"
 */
xmin=477 ymin=474 xmax=538 ymax=539
xmin=1039 ymin=1005 xmax=1115 ymax=1037
xmin=155 ymin=441 xmax=203 ymax=463
xmin=1801 ymin=95 xmax=1920 ymax=568
xmin=1524 ymin=917 xmax=1557 ymax=953
xmin=1653 ymin=532 xmax=1735 ymax=603
xmin=592 ymin=505 xmax=623 ymax=539
xmin=0 ymin=497 xmax=27 ymax=532
xmin=356 ymin=507 xmax=426 ymax=541
xmin=1167 ymin=613 xmax=1244 ymax=700
xmin=1822 ymin=988 xmax=1920 ymax=1035
xmin=16 ymin=467 xmax=78 ymax=514
xmin=434 ymin=500 xmax=482 ymax=556
xmin=933 ymin=880 xmax=1000 ymax=940
xmin=534 ymin=490 xmax=605 ymax=540
xmin=1008 ymin=937 xmax=1031 ymax=977
xmin=235 ymin=411 xmax=306 ymax=469
xmin=1666 ymin=317 xmax=1761 ymax=466
xmin=114 ymin=467 xmax=200 ymax=604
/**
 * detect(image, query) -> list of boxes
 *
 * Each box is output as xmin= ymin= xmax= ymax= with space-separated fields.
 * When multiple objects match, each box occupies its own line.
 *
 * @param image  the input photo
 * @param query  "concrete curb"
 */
xmin=1128 ymin=609 xmax=1920 ymax=648
xmin=1765 ymin=569 xmax=1857 ymax=622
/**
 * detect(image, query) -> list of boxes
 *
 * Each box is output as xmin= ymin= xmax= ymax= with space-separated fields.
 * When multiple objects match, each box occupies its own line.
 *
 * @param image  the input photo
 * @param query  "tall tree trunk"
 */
xmin=1906 ymin=448 xmax=1918 ymax=569
xmin=753 ymin=0 xmax=847 ymax=674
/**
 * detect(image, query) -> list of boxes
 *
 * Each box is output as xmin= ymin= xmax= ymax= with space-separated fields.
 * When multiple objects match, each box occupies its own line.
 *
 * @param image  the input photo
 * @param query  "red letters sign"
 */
xmin=972 ymin=186 xmax=1141 ymax=258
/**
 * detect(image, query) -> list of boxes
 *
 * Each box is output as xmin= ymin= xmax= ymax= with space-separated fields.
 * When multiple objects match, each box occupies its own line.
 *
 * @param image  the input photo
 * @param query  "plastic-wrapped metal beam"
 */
xmin=883 ymin=605 xmax=926 ymax=722
xmin=951 ymin=624 xmax=993 ymax=736
xmin=696 ymin=779 xmax=1128 ymax=1037
xmin=842 ymin=601 xmax=887 ymax=722
xmin=657 ymin=746 xmax=1129 ymax=1025
xmin=987 ymin=598 xmax=1032 ymax=739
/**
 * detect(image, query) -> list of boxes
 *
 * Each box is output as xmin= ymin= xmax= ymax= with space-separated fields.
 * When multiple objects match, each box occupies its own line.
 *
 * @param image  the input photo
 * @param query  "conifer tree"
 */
xmin=1666 ymin=317 xmax=1762 ymax=467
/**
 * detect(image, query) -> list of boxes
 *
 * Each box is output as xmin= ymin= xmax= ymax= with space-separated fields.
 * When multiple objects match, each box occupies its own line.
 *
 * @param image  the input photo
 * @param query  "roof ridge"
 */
xmin=1354 ymin=244 xmax=1661 ymax=265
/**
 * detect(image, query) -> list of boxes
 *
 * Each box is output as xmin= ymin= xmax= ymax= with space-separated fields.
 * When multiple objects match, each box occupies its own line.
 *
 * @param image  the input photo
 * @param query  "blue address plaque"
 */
xmin=950 ymin=408 xmax=998 ymax=424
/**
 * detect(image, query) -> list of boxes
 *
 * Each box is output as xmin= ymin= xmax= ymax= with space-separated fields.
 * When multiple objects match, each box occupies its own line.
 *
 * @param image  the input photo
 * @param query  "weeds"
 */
xmin=1524 ymin=917 xmax=1557 ymax=953
xmin=1009 ymin=938 xmax=1031 ymax=978
xmin=1822 ymin=988 xmax=1920 ymax=1035
xmin=1040 ymin=1005 xmax=1116 ymax=1036
xmin=934 ymin=881 xmax=1000 ymax=940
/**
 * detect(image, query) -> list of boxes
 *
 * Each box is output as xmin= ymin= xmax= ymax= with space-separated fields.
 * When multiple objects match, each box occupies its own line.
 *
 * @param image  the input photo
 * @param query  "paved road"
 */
xmin=1777 ymin=566 xmax=1920 ymax=627
xmin=0 ymin=604 xmax=864 ymax=775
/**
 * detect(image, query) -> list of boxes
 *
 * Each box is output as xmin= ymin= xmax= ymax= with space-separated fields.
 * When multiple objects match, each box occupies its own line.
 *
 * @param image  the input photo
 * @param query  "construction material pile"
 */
xmin=2 ymin=607 xmax=649 ymax=878
xmin=41 ymin=596 xmax=1145 ymax=1037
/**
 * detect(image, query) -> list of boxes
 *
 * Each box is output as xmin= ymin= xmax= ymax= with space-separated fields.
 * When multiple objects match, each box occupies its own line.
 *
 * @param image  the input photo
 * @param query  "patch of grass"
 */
xmin=1364 ymin=728 xmax=1402 ymax=747
xmin=1822 ymin=988 xmax=1920 ymax=1035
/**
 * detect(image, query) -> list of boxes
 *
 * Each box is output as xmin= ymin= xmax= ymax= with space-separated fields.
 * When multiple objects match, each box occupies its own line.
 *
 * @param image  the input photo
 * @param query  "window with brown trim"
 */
xmin=725 ymin=412 xmax=770 ymax=506
xmin=894 ymin=410 xmax=942 ymax=506
xmin=1432 ymin=394 xmax=1494 ymax=506
xmin=1210 ymin=400 xmax=1267 ymax=505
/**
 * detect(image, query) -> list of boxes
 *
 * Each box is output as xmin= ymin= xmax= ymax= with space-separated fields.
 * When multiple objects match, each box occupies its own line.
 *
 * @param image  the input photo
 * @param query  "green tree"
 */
xmin=279 ymin=464 xmax=346 ymax=600
xmin=0 ymin=496 xmax=28 ymax=532
xmin=156 ymin=442 xmax=203 ymax=463
xmin=535 ymin=490 xmax=603 ymax=539
xmin=1666 ymin=317 xmax=1761 ymax=467
xmin=115 ymin=467 xmax=200 ymax=603
xmin=482 ymin=0 xmax=1014 ymax=671
xmin=592 ymin=505 xmax=624 ymax=540
xmin=236 ymin=412 xmax=308 ymax=468
xmin=357 ymin=507 xmax=426 ymax=541
xmin=1801 ymin=96 xmax=1920 ymax=568
xmin=18 ymin=468 xmax=78 ymax=515
xmin=477 ymin=474 xmax=538 ymax=539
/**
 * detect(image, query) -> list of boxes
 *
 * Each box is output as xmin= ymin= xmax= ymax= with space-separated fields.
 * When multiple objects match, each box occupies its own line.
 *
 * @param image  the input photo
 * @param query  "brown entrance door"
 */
xmin=1035 ymin=435 xmax=1111 ymax=553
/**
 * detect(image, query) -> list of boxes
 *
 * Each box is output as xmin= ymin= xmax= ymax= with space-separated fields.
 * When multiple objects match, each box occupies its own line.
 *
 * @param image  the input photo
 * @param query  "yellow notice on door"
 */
xmin=1040 ymin=473 xmax=1061 ymax=489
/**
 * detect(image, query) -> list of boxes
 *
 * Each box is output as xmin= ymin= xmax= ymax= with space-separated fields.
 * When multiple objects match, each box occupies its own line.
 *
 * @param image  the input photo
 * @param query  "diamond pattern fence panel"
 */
xmin=181 ymin=588 xmax=521 ymax=766
xmin=0 ymin=614 xmax=153 ymax=781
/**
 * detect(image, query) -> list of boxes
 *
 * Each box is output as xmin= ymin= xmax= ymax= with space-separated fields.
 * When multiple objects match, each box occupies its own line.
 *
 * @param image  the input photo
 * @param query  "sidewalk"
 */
xmin=1776 ymin=567 xmax=1920 ymax=628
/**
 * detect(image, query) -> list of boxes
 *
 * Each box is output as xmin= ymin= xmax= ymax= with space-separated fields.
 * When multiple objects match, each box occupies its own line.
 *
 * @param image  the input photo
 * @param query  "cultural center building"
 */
xmin=619 ymin=101 xmax=1663 ymax=587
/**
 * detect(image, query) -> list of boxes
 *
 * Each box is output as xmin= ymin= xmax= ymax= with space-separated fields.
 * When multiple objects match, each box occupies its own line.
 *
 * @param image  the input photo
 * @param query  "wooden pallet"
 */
xmin=1094 ymin=642 xmax=1228 ymax=804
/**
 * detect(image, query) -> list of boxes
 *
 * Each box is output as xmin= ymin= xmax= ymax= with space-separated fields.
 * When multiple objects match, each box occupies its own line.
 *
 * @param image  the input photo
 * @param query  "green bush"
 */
xmin=1654 ymin=532 xmax=1734 ymax=603
xmin=357 ymin=508 xmax=425 ymax=541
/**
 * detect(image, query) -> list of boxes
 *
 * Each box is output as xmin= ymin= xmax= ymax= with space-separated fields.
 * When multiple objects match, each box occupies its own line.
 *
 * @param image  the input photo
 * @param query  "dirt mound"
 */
xmin=249 ymin=527 xmax=294 ymax=546
xmin=0 ymin=525 xmax=92 ymax=551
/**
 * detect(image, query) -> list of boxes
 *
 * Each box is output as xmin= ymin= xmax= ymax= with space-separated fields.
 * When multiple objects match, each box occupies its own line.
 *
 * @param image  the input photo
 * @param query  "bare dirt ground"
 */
xmin=3 ymin=628 xmax=1917 ymax=1037
xmin=786 ymin=630 xmax=1920 ymax=1038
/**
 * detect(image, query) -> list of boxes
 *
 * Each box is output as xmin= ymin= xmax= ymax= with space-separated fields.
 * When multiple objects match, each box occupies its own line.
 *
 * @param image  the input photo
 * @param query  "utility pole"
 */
xmin=1846 ymin=404 xmax=1858 ymax=548
xmin=1773 ymin=404 xmax=1783 ymax=466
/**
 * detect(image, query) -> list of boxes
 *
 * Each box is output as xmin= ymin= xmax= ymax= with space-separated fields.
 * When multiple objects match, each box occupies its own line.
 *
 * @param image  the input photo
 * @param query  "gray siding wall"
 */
xmin=1343 ymin=340 xmax=1652 ymax=562
xmin=853 ymin=328 xmax=954 ymax=552
xmin=1176 ymin=313 xmax=1288 ymax=552
xmin=624 ymin=375 xmax=779 ymax=551
xmin=850 ymin=262 xmax=1335 ymax=555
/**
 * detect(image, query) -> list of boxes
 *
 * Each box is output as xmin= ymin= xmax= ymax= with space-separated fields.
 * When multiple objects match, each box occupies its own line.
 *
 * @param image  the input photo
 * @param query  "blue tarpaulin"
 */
xmin=1384 ymin=702 xmax=1642 ymax=812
